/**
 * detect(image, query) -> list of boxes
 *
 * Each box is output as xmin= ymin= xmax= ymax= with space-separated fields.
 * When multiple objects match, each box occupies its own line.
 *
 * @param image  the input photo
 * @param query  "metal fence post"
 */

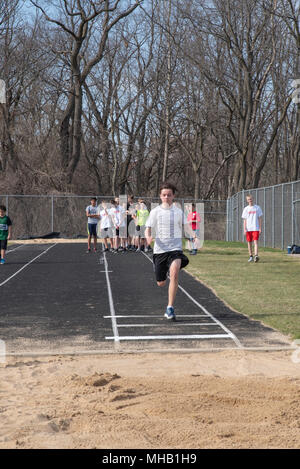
xmin=292 ymin=183 xmax=294 ymax=245
xmin=51 ymin=195 xmax=54 ymax=233
xmin=281 ymin=184 xmax=284 ymax=250
xmin=272 ymin=186 xmax=275 ymax=248
xmin=263 ymin=187 xmax=266 ymax=247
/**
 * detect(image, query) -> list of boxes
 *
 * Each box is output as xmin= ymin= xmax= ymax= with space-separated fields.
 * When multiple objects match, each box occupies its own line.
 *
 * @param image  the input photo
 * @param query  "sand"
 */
xmin=1 ymin=349 xmax=300 ymax=449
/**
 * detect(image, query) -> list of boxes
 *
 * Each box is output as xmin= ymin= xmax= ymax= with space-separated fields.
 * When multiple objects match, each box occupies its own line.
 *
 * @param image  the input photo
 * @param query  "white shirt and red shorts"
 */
xmin=242 ymin=205 xmax=263 ymax=242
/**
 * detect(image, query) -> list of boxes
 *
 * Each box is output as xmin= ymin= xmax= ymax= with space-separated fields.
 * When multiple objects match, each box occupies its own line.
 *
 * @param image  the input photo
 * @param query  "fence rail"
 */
xmin=226 ymin=180 xmax=300 ymax=249
xmin=0 ymin=194 xmax=227 ymax=241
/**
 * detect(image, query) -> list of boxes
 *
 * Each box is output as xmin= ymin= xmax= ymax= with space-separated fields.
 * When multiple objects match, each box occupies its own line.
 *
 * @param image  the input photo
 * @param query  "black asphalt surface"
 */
xmin=0 ymin=243 xmax=291 ymax=354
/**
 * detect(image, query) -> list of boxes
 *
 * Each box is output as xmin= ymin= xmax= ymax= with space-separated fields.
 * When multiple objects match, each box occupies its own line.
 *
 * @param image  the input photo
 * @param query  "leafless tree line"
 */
xmin=0 ymin=0 xmax=299 ymax=199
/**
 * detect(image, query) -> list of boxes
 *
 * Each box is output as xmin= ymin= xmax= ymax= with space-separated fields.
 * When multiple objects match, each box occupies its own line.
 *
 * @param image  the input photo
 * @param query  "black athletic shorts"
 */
xmin=152 ymin=250 xmax=189 ymax=282
xmin=0 ymin=239 xmax=8 ymax=250
xmin=88 ymin=223 xmax=98 ymax=236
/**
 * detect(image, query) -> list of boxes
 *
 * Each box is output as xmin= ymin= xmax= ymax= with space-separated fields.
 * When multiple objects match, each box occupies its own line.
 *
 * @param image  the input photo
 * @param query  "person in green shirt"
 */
xmin=0 ymin=205 xmax=12 ymax=264
xmin=133 ymin=199 xmax=150 ymax=252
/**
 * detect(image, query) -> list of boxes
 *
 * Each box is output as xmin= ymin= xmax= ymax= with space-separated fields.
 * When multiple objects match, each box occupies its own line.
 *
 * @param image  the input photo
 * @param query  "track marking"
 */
xmin=104 ymin=314 xmax=209 ymax=318
xmin=102 ymin=251 xmax=120 ymax=345
xmin=0 ymin=244 xmax=57 ymax=287
xmin=117 ymin=323 xmax=218 ymax=327
xmin=141 ymin=251 xmax=243 ymax=348
xmin=6 ymin=244 xmax=25 ymax=254
xmin=106 ymin=334 xmax=232 ymax=341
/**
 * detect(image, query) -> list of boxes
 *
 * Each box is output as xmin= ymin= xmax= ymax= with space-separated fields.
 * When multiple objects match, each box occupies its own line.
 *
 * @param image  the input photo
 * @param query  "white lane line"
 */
xmin=117 ymin=323 xmax=218 ymax=327
xmin=102 ymin=250 xmax=119 ymax=344
xmin=106 ymin=334 xmax=232 ymax=341
xmin=141 ymin=251 xmax=242 ymax=348
xmin=104 ymin=314 xmax=209 ymax=318
xmin=6 ymin=244 xmax=24 ymax=254
xmin=0 ymin=244 xmax=57 ymax=287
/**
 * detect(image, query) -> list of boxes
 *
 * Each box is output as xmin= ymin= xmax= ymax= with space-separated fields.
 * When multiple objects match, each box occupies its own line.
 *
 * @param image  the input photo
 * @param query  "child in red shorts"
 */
xmin=242 ymin=195 xmax=263 ymax=263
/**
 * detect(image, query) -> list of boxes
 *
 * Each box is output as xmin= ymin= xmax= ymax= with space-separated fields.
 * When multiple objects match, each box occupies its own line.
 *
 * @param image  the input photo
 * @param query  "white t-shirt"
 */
xmin=109 ymin=205 xmax=126 ymax=227
xmin=242 ymin=204 xmax=263 ymax=231
xmin=145 ymin=204 xmax=187 ymax=254
xmin=99 ymin=209 xmax=111 ymax=229
xmin=86 ymin=205 xmax=99 ymax=224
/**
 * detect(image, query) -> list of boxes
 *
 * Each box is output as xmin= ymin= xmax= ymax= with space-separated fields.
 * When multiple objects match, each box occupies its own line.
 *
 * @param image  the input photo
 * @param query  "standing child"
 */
xmin=145 ymin=182 xmax=192 ymax=321
xmin=0 ymin=205 xmax=12 ymax=264
xmin=134 ymin=199 xmax=150 ymax=252
xmin=86 ymin=197 xmax=100 ymax=253
xmin=242 ymin=194 xmax=263 ymax=262
xmin=187 ymin=203 xmax=201 ymax=255
xmin=99 ymin=200 xmax=114 ymax=252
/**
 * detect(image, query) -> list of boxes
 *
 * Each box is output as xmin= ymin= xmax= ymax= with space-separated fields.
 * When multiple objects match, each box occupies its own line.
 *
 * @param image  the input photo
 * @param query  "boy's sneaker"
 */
xmin=0 ymin=259 xmax=5 ymax=264
xmin=248 ymin=256 xmax=253 ymax=262
xmin=254 ymin=255 xmax=259 ymax=263
xmin=164 ymin=306 xmax=176 ymax=321
xmin=86 ymin=248 xmax=91 ymax=253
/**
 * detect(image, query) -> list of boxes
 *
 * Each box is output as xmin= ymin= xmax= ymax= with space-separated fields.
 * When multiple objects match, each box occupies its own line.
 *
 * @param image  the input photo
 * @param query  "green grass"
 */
xmin=185 ymin=240 xmax=300 ymax=340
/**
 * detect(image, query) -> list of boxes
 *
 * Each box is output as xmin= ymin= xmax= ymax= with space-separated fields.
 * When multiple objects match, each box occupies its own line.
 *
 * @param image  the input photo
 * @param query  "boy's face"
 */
xmin=91 ymin=199 xmax=96 ymax=206
xmin=160 ymin=189 xmax=174 ymax=207
xmin=0 ymin=209 xmax=5 ymax=217
xmin=247 ymin=197 xmax=253 ymax=206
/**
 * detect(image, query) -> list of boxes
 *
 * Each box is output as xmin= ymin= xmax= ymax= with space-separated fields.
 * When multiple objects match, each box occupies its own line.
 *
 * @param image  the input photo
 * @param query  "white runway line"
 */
xmin=141 ymin=251 xmax=243 ymax=348
xmin=104 ymin=314 xmax=209 ymax=318
xmin=0 ymin=244 xmax=57 ymax=287
xmin=117 ymin=323 xmax=218 ymax=327
xmin=6 ymin=244 xmax=24 ymax=254
xmin=102 ymin=250 xmax=120 ymax=344
xmin=105 ymin=334 xmax=232 ymax=341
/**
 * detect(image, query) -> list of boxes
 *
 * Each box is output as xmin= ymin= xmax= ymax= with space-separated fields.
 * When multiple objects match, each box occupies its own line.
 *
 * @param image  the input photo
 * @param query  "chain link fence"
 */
xmin=226 ymin=180 xmax=300 ymax=249
xmin=0 ymin=194 xmax=227 ymax=241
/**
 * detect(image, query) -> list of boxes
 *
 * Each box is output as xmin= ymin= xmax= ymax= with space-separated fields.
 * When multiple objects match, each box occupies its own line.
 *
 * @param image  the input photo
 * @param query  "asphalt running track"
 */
xmin=0 ymin=243 xmax=292 ymax=355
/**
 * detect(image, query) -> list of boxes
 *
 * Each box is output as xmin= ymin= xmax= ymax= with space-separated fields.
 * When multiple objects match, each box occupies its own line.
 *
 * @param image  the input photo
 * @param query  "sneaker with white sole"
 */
xmin=248 ymin=256 xmax=253 ymax=262
xmin=254 ymin=255 xmax=259 ymax=263
xmin=164 ymin=306 xmax=176 ymax=321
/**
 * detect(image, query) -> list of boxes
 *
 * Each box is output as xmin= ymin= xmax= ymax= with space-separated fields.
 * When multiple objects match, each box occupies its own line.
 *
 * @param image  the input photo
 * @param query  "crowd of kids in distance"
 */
xmin=85 ymin=195 xmax=202 ymax=256
xmin=0 ymin=192 xmax=262 ymax=270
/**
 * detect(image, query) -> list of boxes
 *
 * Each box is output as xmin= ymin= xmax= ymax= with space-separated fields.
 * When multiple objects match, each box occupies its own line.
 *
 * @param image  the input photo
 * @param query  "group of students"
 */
xmin=85 ymin=195 xmax=153 ymax=254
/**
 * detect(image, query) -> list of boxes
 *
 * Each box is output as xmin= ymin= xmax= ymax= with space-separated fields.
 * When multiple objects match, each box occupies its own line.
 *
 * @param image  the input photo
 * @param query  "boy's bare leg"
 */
xmin=254 ymin=240 xmax=258 ymax=257
xmin=248 ymin=242 xmax=253 ymax=257
xmin=1 ymin=249 xmax=5 ymax=259
xmin=87 ymin=235 xmax=91 ymax=250
xmin=168 ymin=259 xmax=181 ymax=307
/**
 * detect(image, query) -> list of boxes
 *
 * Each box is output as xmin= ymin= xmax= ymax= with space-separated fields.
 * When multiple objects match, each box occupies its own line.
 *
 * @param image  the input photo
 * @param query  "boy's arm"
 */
xmin=7 ymin=225 xmax=12 ymax=240
xmin=145 ymin=226 xmax=152 ymax=246
xmin=243 ymin=219 xmax=247 ymax=234
xmin=259 ymin=216 xmax=262 ymax=233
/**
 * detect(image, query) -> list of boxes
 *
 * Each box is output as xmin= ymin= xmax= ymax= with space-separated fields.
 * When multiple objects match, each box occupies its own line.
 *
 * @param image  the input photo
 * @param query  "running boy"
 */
xmin=145 ymin=182 xmax=191 ymax=321
xmin=86 ymin=197 xmax=100 ymax=252
xmin=0 ymin=205 xmax=12 ymax=264
xmin=242 ymin=194 xmax=263 ymax=262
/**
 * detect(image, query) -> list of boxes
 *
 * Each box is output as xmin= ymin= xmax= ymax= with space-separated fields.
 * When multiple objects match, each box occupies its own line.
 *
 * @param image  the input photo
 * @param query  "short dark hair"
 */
xmin=90 ymin=197 xmax=97 ymax=202
xmin=0 ymin=205 xmax=6 ymax=212
xmin=159 ymin=181 xmax=177 ymax=194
